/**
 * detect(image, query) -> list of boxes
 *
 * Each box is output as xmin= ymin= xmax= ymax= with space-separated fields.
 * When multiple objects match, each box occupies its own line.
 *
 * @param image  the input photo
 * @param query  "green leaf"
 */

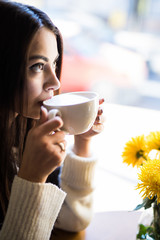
xmin=134 ymin=202 xmax=146 ymax=211
xmin=144 ymin=197 xmax=156 ymax=210
xmin=134 ymin=197 xmax=156 ymax=211
xmin=137 ymin=224 xmax=148 ymax=237
xmin=137 ymin=224 xmax=155 ymax=239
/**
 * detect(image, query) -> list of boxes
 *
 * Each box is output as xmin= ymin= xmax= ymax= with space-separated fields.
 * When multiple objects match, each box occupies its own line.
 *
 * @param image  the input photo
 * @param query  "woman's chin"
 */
xmin=23 ymin=111 xmax=40 ymax=120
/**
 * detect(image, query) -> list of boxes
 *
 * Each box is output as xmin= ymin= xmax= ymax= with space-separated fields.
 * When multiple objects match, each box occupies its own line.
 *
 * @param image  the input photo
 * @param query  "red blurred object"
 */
xmin=60 ymin=42 xmax=147 ymax=95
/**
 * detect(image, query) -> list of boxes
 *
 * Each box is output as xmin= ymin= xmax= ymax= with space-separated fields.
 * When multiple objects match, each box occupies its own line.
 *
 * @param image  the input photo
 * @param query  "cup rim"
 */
xmin=43 ymin=91 xmax=99 ymax=107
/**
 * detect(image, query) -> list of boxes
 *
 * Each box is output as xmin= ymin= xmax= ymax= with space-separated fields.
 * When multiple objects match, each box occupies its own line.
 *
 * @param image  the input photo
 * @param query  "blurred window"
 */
xmin=11 ymin=0 xmax=160 ymax=111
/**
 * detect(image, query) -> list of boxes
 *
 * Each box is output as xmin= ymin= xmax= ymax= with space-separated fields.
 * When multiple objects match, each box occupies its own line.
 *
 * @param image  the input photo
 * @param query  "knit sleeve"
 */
xmin=55 ymin=148 xmax=97 ymax=232
xmin=0 ymin=176 xmax=66 ymax=240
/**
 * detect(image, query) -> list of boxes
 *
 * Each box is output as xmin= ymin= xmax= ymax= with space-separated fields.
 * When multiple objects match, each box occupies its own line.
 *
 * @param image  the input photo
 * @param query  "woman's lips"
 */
xmin=39 ymin=97 xmax=52 ymax=107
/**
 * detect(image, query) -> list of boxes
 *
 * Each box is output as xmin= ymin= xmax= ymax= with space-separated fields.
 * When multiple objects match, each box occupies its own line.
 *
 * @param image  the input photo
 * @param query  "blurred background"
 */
xmin=12 ymin=0 xmax=160 ymax=212
xmin=13 ymin=0 xmax=160 ymax=110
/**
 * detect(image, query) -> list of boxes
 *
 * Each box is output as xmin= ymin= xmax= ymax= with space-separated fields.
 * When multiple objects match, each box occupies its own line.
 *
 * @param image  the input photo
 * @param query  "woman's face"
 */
xmin=23 ymin=27 xmax=60 ymax=119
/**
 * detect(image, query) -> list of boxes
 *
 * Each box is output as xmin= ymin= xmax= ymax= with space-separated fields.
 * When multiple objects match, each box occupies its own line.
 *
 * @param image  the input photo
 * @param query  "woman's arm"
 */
xmin=0 ymin=176 xmax=66 ymax=240
xmin=0 ymin=108 xmax=68 ymax=240
xmin=55 ymin=99 xmax=104 ymax=232
xmin=55 ymin=148 xmax=97 ymax=232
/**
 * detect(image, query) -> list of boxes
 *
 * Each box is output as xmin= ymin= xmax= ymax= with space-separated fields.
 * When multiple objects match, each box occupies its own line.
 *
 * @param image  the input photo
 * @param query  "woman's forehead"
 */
xmin=28 ymin=27 xmax=58 ymax=60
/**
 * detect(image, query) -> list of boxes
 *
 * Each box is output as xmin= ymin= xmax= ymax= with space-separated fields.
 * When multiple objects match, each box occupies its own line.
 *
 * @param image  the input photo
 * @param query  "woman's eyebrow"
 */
xmin=29 ymin=55 xmax=49 ymax=62
xmin=29 ymin=53 xmax=59 ymax=62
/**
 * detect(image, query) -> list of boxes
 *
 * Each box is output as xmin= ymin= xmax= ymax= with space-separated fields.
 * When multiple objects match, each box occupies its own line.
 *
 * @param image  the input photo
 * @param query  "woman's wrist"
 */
xmin=73 ymin=135 xmax=92 ymax=158
xmin=18 ymin=166 xmax=47 ymax=183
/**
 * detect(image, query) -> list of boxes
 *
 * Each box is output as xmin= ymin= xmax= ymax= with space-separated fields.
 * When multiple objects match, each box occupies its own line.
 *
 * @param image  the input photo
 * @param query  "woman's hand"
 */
xmin=73 ymin=98 xmax=105 ymax=157
xmin=79 ymin=98 xmax=105 ymax=139
xmin=18 ymin=107 xmax=67 ymax=183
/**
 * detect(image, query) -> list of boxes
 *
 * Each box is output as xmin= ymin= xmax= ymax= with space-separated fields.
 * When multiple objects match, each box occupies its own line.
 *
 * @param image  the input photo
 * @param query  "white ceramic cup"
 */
xmin=43 ymin=91 xmax=99 ymax=135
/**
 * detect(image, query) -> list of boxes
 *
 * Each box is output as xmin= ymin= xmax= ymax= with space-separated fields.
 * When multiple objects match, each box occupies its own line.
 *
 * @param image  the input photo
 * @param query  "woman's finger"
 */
xmin=38 ymin=106 xmax=48 ymax=125
xmin=49 ymin=130 xmax=66 ymax=143
xmin=99 ymin=98 xmax=105 ymax=105
xmin=55 ymin=140 xmax=67 ymax=152
xmin=37 ymin=116 xmax=64 ymax=136
xmin=98 ymin=108 xmax=103 ymax=116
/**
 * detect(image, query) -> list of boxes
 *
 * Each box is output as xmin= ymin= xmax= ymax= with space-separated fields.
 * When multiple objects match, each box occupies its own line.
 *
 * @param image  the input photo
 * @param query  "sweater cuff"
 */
xmin=61 ymin=148 xmax=97 ymax=189
xmin=0 ymin=176 xmax=66 ymax=240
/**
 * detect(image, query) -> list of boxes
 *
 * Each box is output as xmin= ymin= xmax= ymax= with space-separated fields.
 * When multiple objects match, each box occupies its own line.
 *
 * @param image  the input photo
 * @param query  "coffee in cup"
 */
xmin=43 ymin=91 xmax=99 ymax=135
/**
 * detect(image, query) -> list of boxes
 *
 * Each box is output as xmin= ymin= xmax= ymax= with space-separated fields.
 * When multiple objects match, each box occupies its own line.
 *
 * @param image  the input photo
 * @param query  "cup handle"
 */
xmin=48 ymin=109 xmax=62 ymax=120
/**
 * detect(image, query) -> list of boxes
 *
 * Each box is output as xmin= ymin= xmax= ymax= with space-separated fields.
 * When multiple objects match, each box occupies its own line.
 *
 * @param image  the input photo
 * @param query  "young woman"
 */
xmin=0 ymin=1 xmax=104 ymax=239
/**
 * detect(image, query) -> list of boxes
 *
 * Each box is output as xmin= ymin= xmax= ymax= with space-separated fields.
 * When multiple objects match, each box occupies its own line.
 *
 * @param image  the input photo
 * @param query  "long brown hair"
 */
xmin=0 ymin=1 xmax=63 ymax=217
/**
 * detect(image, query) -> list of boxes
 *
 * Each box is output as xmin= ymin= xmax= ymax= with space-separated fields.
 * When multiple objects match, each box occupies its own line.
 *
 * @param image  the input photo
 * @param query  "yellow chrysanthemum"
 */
xmin=122 ymin=135 xmax=146 ymax=167
xmin=136 ymin=159 xmax=160 ymax=204
xmin=146 ymin=131 xmax=160 ymax=152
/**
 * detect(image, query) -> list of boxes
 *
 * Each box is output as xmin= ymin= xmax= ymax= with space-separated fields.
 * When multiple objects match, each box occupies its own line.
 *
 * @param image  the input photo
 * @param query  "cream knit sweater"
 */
xmin=0 ymin=148 xmax=97 ymax=240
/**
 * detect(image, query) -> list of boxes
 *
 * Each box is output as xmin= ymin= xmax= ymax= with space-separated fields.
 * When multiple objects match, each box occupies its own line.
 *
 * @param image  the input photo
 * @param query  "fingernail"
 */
xmin=99 ymin=108 xmax=103 ymax=114
xmin=96 ymin=116 xmax=100 ymax=122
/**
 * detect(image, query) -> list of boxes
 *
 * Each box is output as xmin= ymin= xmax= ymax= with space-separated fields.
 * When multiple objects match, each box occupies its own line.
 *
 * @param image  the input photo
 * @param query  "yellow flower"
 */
xmin=122 ymin=135 xmax=146 ymax=167
xmin=136 ymin=159 xmax=160 ymax=204
xmin=146 ymin=131 xmax=160 ymax=152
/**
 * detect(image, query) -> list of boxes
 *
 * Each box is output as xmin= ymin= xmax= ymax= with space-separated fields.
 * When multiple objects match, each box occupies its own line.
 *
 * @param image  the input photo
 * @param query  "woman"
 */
xmin=0 ymin=1 xmax=104 ymax=239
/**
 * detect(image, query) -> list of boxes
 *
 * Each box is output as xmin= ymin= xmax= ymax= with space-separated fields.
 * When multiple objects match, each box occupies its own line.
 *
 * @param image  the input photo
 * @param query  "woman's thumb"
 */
xmin=38 ymin=106 xmax=48 ymax=125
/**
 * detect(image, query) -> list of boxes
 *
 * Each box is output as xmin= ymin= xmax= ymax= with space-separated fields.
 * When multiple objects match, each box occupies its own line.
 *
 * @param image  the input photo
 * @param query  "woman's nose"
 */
xmin=44 ymin=68 xmax=60 ymax=92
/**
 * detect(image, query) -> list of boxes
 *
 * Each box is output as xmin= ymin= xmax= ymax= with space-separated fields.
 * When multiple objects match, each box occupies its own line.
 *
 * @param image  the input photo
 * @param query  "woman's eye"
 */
xmin=53 ymin=62 xmax=56 ymax=69
xmin=30 ymin=63 xmax=44 ymax=73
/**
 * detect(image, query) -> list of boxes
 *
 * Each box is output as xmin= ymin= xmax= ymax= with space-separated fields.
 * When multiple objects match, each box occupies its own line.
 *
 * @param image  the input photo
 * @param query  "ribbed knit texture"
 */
xmin=55 ymin=149 xmax=97 ymax=231
xmin=0 ymin=149 xmax=97 ymax=237
xmin=61 ymin=149 xmax=97 ymax=189
xmin=0 ymin=176 xmax=66 ymax=240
